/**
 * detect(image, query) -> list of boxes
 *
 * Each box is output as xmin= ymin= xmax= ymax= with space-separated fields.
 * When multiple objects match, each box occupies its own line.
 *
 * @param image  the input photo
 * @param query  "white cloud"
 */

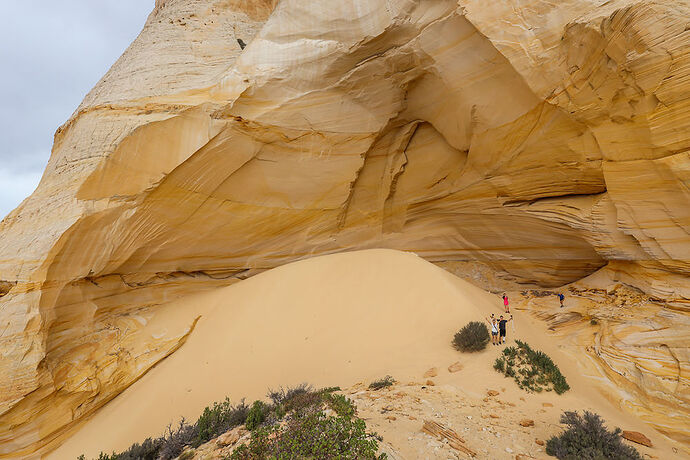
xmin=0 ymin=168 xmax=43 ymax=219
xmin=0 ymin=1 xmax=152 ymax=219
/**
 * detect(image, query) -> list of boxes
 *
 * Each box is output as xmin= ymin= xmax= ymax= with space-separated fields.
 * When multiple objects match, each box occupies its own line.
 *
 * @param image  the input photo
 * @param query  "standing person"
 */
xmin=503 ymin=294 xmax=510 ymax=313
xmin=486 ymin=315 xmax=499 ymax=345
xmin=558 ymin=292 xmax=565 ymax=308
xmin=498 ymin=315 xmax=513 ymax=344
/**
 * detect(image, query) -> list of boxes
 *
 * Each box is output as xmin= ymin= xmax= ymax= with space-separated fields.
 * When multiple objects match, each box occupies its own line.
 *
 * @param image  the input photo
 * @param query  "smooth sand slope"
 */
xmin=48 ymin=249 xmax=680 ymax=459
xmin=50 ymin=249 xmax=496 ymax=458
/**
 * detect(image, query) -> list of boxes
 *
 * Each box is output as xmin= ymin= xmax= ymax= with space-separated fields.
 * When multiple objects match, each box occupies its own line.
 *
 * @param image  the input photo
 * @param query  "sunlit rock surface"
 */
xmin=0 ymin=0 xmax=688 ymax=455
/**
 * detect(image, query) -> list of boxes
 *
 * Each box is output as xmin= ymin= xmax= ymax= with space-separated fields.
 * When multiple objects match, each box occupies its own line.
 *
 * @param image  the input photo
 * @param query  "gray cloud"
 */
xmin=0 ymin=1 xmax=153 ymax=218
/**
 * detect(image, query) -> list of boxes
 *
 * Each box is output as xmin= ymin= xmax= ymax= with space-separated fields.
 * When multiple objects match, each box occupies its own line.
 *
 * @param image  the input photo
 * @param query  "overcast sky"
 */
xmin=0 ymin=1 xmax=153 ymax=219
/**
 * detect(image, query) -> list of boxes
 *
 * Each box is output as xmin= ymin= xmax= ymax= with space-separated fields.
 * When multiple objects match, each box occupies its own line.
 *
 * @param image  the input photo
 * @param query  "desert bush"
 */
xmin=320 ymin=386 xmax=341 ymax=393
xmin=495 ymin=340 xmax=569 ymax=394
xmin=267 ymin=383 xmax=312 ymax=406
xmin=323 ymin=392 xmax=356 ymax=418
xmin=157 ymin=418 xmax=197 ymax=459
xmin=196 ymin=398 xmax=248 ymax=446
xmin=368 ymin=375 xmax=395 ymax=390
xmin=282 ymin=391 xmax=322 ymax=416
xmin=245 ymin=400 xmax=268 ymax=431
xmin=79 ymin=385 xmax=377 ymax=460
xmin=80 ymin=399 xmax=248 ymax=460
xmin=230 ymin=410 xmax=386 ymax=459
xmin=85 ymin=435 xmax=163 ymax=460
xmin=452 ymin=321 xmax=490 ymax=352
xmin=113 ymin=437 xmax=162 ymax=460
xmin=267 ymin=384 xmax=323 ymax=421
xmin=546 ymin=411 xmax=643 ymax=459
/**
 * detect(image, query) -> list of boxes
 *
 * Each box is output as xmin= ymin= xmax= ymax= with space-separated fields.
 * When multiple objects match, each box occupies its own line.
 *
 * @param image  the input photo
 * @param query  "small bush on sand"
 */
xmin=230 ymin=406 xmax=385 ymax=459
xmin=267 ymin=383 xmax=311 ymax=406
xmin=158 ymin=419 xmax=197 ymax=459
xmin=495 ymin=340 xmax=569 ymax=394
xmin=452 ymin=321 xmax=490 ymax=352
xmin=368 ymin=376 xmax=395 ymax=390
xmin=196 ymin=398 xmax=249 ymax=445
xmin=493 ymin=357 xmax=505 ymax=372
xmin=80 ymin=385 xmax=384 ymax=460
xmin=81 ymin=399 xmax=248 ymax=460
xmin=245 ymin=401 xmax=268 ymax=431
xmin=87 ymin=435 xmax=162 ymax=460
xmin=546 ymin=411 xmax=643 ymax=459
xmin=323 ymin=392 xmax=356 ymax=418
xmin=268 ymin=383 xmax=325 ymax=418
xmin=320 ymin=386 xmax=341 ymax=393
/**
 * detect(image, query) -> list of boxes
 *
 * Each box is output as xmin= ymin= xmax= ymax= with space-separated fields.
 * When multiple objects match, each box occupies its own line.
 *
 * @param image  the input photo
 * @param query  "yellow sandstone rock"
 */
xmin=0 ymin=0 xmax=688 ymax=456
xmin=423 ymin=367 xmax=438 ymax=378
xmin=448 ymin=362 xmax=464 ymax=373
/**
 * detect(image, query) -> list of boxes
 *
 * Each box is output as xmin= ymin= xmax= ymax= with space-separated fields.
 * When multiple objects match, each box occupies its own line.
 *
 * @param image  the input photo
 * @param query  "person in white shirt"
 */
xmin=486 ymin=314 xmax=499 ymax=346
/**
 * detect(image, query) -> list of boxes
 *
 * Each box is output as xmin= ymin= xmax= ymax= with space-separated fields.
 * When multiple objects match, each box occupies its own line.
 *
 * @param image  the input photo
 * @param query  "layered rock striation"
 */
xmin=0 ymin=0 xmax=688 ymax=456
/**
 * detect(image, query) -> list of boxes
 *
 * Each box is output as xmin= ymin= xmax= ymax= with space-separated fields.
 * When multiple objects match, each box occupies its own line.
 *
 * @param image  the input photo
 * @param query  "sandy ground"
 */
xmin=46 ymin=249 xmax=683 ymax=459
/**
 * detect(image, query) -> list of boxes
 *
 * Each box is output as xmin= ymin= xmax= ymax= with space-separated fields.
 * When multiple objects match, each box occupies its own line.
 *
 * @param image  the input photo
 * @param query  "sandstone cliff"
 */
xmin=0 ymin=0 xmax=688 ymax=456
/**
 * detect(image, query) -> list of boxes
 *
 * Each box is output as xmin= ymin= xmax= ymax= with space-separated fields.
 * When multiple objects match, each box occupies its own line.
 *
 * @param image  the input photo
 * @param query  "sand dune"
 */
xmin=47 ymin=249 xmax=681 ymax=459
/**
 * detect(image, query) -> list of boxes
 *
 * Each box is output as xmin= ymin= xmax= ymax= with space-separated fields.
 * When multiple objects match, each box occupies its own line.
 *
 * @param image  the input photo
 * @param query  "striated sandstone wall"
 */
xmin=516 ymin=270 xmax=690 ymax=446
xmin=0 ymin=0 xmax=688 ymax=456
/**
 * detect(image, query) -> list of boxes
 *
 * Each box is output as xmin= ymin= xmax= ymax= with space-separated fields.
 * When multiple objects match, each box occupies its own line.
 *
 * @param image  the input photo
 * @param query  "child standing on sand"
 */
xmin=502 ymin=294 xmax=510 ymax=313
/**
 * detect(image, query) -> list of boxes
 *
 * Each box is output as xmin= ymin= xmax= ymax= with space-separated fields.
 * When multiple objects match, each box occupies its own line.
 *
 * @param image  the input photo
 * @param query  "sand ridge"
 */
xmin=46 ymin=249 xmax=683 ymax=459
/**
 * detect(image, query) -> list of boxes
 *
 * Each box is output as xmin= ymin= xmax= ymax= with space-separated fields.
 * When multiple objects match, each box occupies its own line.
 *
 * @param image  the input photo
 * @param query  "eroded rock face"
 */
xmin=518 ymin=276 xmax=689 ymax=446
xmin=0 ymin=0 xmax=688 ymax=455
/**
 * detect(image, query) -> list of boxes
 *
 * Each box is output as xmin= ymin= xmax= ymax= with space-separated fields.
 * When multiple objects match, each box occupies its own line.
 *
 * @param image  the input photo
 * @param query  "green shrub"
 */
xmin=283 ymin=391 xmax=322 ymax=415
xmin=452 ymin=321 xmax=490 ymax=352
xmin=320 ymin=386 xmax=341 ymax=393
xmin=495 ymin=340 xmax=569 ymax=394
xmin=230 ymin=410 xmax=386 ymax=459
xmin=158 ymin=419 xmax=197 ymax=459
xmin=504 ymin=346 xmax=518 ymax=358
xmin=79 ymin=399 xmax=249 ymax=460
xmin=196 ymin=398 xmax=248 ymax=445
xmin=85 ymin=436 xmax=163 ymax=460
xmin=267 ymin=384 xmax=322 ymax=418
xmin=323 ymin=392 xmax=356 ymax=418
xmin=590 ymin=318 xmax=598 ymax=325
xmin=368 ymin=376 xmax=395 ymax=390
xmin=114 ymin=437 xmax=161 ymax=460
xmin=267 ymin=383 xmax=311 ymax=406
xmin=245 ymin=401 xmax=268 ymax=431
xmin=546 ymin=411 xmax=643 ymax=459
xmin=80 ymin=385 xmax=378 ymax=460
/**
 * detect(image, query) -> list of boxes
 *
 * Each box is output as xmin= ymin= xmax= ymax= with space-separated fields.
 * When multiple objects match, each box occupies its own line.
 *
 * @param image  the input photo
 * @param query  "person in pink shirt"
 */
xmin=502 ymin=294 xmax=510 ymax=313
